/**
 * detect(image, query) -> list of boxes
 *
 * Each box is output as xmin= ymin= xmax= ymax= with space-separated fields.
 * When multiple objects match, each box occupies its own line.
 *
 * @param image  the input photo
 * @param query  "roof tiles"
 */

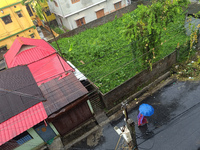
xmin=0 ymin=102 xmax=47 ymax=146
xmin=40 ymin=73 xmax=88 ymax=116
xmin=4 ymin=37 xmax=74 ymax=86
xmin=0 ymin=66 xmax=44 ymax=123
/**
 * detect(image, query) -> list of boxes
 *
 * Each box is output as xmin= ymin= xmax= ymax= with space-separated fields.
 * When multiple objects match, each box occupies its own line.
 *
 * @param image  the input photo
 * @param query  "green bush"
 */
xmin=51 ymin=11 xmax=188 ymax=93
xmin=50 ymin=25 xmax=65 ymax=34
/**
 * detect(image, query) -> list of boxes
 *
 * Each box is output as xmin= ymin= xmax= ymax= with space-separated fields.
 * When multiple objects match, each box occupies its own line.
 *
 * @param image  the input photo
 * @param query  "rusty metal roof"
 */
xmin=40 ymin=73 xmax=88 ymax=116
xmin=0 ymin=66 xmax=44 ymax=123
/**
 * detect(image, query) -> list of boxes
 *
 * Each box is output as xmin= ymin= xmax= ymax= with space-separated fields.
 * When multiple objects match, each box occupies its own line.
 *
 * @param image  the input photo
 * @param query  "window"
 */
xmin=71 ymin=0 xmax=80 ymax=4
xmin=76 ymin=17 xmax=86 ymax=27
xmin=26 ymin=4 xmax=33 ymax=16
xmin=1 ymin=15 xmax=12 ymax=24
xmin=45 ymin=7 xmax=51 ymax=16
xmin=30 ymin=33 xmax=35 ymax=38
xmin=31 ymin=5 xmax=35 ymax=12
xmin=96 ymin=9 xmax=105 ymax=19
xmin=13 ymin=131 xmax=33 ymax=145
xmin=16 ymin=11 xmax=23 ymax=18
xmin=114 ymin=1 xmax=122 ymax=10
xmin=54 ymin=1 xmax=58 ymax=7
xmin=0 ymin=45 xmax=7 ymax=52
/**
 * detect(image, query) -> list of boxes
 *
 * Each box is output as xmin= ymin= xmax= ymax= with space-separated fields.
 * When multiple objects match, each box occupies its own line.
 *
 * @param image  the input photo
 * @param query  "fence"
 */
xmin=99 ymin=50 xmax=177 ymax=109
xmin=87 ymin=35 xmax=193 ymax=111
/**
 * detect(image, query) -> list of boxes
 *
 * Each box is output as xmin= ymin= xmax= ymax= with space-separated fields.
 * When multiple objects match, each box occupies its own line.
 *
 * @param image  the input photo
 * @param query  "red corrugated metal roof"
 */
xmin=0 ymin=102 xmax=47 ymax=146
xmin=4 ymin=37 xmax=74 ymax=85
xmin=28 ymin=54 xmax=73 ymax=85
xmin=10 ymin=46 xmax=55 ymax=67
xmin=4 ymin=37 xmax=56 ymax=68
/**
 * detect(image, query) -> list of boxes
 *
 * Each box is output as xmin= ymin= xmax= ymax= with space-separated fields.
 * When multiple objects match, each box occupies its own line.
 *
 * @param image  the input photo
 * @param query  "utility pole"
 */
xmin=121 ymin=101 xmax=138 ymax=150
xmin=42 ymin=11 xmax=62 ymax=55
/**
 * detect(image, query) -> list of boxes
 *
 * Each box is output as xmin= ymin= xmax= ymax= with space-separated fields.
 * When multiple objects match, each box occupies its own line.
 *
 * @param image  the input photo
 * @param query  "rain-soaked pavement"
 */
xmin=70 ymin=81 xmax=200 ymax=150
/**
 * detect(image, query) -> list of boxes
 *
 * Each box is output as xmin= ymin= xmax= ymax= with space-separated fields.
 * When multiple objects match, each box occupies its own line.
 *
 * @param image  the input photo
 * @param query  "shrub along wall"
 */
xmin=48 ymin=1 xmax=150 ymax=43
xmin=100 ymin=50 xmax=177 ymax=109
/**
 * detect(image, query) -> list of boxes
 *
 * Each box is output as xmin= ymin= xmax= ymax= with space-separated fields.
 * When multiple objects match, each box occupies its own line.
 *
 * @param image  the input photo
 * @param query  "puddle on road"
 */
xmin=70 ymin=81 xmax=200 ymax=149
xmin=86 ymin=128 xmax=103 ymax=147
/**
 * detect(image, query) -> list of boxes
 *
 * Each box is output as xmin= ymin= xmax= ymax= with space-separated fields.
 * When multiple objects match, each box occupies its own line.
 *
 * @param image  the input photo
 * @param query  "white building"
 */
xmin=48 ymin=0 xmax=131 ymax=30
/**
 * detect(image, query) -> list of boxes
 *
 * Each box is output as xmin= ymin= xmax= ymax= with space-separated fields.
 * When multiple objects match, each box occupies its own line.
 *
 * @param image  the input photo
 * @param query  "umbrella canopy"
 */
xmin=139 ymin=103 xmax=154 ymax=116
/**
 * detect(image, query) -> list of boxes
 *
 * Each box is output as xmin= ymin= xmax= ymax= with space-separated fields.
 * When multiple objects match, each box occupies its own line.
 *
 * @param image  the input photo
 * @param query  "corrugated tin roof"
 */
xmin=4 ymin=37 xmax=56 ymax=68
xmin=185 ymin=17 xmax=200 ymax=36
xmin=40 ymin=73 xmax=88 ymax=116
xmin=10 ymin=46 xmax=55 ymax=67
xmin=4 ymin=37 xmax=74 ymax=86
xmin=28 ymin=54 xmax=74 ymax=86
xmin=0 ymin=66 xmax=44 ymax=123
xmin=187 ymin=3 xmax=200 ymax=15
xmin=0 ymin=102 xmax=47 ymax=146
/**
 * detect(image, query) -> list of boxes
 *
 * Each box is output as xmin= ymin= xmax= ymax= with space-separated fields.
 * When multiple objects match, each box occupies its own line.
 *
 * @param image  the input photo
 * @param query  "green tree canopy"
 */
xmin=121 ymin=0 xmax=190 ymax=67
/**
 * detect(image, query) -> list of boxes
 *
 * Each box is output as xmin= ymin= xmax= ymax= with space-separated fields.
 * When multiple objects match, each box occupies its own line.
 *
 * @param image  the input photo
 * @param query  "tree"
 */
xmin=21 ymin=0 xmax=47 ymax=20
xmin=122 ymin=0 xmax=190 ymax=68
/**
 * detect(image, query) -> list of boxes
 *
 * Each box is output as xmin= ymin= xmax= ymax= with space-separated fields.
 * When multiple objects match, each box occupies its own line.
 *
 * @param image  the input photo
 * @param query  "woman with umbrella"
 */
xmin=137 ymin=103 xmax=154 ymax=127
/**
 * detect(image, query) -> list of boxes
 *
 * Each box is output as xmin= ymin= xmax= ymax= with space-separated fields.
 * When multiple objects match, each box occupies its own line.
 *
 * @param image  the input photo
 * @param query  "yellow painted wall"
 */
xmin=28 ymin=1 xmax=56 ymax=23
xmin=43 ymin=6 xmax=56 ymax=22
xmin=0 ymin=0 xmax=40 ymax=50
xmin=41 ymin=2 xmax=56 ymax=22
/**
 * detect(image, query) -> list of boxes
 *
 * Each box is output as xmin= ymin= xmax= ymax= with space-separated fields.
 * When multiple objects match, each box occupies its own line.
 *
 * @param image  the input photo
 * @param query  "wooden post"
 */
xmin=121 ymin=101 xmax=129 ymax=121
xmin=121 ymin=102 xmax=138 ymax=150
xmin=127 ymin=119 xmax=138 ymax=150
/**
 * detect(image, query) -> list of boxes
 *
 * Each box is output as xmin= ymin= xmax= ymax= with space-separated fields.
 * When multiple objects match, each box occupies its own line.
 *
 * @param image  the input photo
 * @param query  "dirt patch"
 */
xmin=172 ymin=52 xmax=200 ymax=81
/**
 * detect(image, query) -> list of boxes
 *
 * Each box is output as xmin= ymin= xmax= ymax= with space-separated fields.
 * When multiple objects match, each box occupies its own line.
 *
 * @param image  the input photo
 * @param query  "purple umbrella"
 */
xmin=139 ymin=103 xmax=154 ymax=116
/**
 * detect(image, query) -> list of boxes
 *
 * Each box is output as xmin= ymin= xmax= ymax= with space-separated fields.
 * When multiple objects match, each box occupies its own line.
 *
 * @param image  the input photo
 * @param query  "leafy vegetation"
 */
xmin=50 ymin=25 xmax=65 ymax=34
xmin=21 ymin=0 xmax=49 ymax=20
xmin=121 ymin=0 xmax=190 ymax=68
xmin=52 ymin=3 xmax=189 ymax=93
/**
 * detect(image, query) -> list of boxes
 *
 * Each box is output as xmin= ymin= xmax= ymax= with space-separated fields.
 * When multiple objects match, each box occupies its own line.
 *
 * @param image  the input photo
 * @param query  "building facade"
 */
xmin=40 ymin=1 xmax=57 ymax=23
xmin=48 ymin=0 xmax=130 ymax=30
xmin=4 ymin=37 xmax=93 ymax=138
xmin=0 ymin=0 xmax=40 ymax=59
xmin=0 ymin=66 xmax=58 ymax=150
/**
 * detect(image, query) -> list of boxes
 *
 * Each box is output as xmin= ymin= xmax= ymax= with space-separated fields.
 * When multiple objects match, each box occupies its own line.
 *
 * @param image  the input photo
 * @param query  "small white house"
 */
xmin=48 ymin=0 xmax=131 ymax=30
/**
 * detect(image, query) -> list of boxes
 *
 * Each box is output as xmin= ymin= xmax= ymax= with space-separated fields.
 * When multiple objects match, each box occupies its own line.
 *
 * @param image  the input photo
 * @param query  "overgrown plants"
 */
xmin=52 ymin=0 xmax=190 ymax=93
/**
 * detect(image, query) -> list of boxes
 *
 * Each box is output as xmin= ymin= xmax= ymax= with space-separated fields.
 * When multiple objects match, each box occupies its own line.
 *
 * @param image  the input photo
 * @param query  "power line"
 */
xmin=0 ymin=26 xmax=190 ymax=119
xmin=0 ymin=1 xmax=194 ymax=99
xmin=63 ymin=2 xmax=195 ymax=70
xmin=0 ymin=16 xmax=191 ymax=127
xmin=0 ymin=2 xmax=197 ymax=149
xmin=93 ymin=30 xmax=186 ymax=84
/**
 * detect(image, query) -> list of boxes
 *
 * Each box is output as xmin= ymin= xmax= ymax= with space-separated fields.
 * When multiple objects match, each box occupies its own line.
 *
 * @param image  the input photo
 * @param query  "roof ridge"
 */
xmin=17 ymin=37 xmax=24 ymax=45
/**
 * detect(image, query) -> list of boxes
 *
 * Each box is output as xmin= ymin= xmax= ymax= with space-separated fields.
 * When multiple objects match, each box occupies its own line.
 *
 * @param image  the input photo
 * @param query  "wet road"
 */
xmin=71 ymin=81 xmax=200 ymax=150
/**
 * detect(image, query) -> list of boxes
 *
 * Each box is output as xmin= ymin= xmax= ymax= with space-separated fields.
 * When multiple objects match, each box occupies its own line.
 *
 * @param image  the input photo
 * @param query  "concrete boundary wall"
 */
xmin=101 ymin=51 xmax=177 ymax=109
xmin=48 ymin=1 xmax=150 ymax=43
